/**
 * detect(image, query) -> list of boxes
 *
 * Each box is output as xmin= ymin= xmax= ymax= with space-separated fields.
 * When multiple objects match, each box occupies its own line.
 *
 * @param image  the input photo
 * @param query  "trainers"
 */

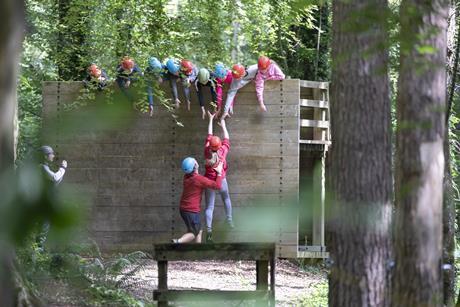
xmin=171 ymin=239 xmax=179 ymax=244
xmin=226 ymin=220 xmax=235 ymax=230
xmin=206 ymin=232 xmax=213 ymax=243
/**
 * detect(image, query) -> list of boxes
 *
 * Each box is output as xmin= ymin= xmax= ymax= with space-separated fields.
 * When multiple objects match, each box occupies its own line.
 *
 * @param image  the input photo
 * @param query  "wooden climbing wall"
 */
xmin=42 ymin=80 xmax=300 ymax=258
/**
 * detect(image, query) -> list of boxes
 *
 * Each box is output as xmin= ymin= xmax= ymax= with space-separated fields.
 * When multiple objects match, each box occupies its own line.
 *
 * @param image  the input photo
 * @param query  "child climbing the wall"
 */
xmin=115 ymin=56 xmax=143 ymax=100
xmin=180 ymin=59 xmax=198 ymax=111
xmin=254 ymin=55 xmax=285 ymax=111
xmin=204 ymin=111 xmax=233 ymax=243
xmin=144 ymin=56 xmax=165 ymax=116
xmin=213 ymin=63 xmax=233 ymax=114
xmin=172 ymin=157 xmax=224 ymax=244
xmin=195 ymin=68 xmax=218 ymax=120
xmin=83 ymin=64 xmax=108 ymax=91
xmin=164 ymin=58 xmax=196 ymax=109
xmin=222 ymin=56 xmax=285 ymax=119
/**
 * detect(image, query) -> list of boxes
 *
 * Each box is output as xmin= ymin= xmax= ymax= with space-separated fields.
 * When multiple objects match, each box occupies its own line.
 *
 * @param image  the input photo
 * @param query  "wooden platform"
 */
xmin=153 ymin=243 xmax=276 ymax=306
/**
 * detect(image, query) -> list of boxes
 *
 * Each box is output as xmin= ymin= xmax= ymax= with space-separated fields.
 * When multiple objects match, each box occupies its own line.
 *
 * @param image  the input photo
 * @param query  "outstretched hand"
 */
xmin=221 ymin=111 xmax=230 ymax=120
xmin=207 ymin=110 xmax=216 ymax=120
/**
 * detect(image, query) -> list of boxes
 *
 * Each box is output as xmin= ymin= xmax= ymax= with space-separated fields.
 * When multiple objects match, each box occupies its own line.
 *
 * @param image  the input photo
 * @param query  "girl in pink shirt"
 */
xmin=254 ymin=56 xmax=285 ymax=111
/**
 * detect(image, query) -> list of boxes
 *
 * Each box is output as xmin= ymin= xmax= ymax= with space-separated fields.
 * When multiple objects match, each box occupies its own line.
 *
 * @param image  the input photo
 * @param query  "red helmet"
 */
xmin=181 ymin=59 xmax=194 ymax=75
xmin=231 ymin=64 xmax=246 ymax=79
xmin=258 ymin=56 xmax=271 ymax=70
xmin=88 ymin=64 xmax=101 ymax=77
xmin=121 ymin=57 xmax=134 ymax=70
xmin=210 ymin=136 xmax=222 ymax=151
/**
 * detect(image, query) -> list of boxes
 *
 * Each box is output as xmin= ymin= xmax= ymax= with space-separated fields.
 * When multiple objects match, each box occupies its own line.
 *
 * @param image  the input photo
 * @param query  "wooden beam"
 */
xmin=297 ymin=251 xmax=330 ymax=258
xmin=300 ymin=120 xmax=330 ymax=129
xmin=299 ymin=80 xmax=329 ymax=90
xmin=153 ymin=290 xmax=271 ymax=301
xmin=153 ymin=243 xmax=276 ymax=261
xmin=299 ymin=140 xmax=331 ymax=145
xmin=300 ymin=99 xmax=329 ymax=109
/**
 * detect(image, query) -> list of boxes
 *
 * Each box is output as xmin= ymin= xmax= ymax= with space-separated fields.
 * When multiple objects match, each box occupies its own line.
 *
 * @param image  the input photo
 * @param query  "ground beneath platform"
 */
xmin=125 ymin=259 xmax=327 ymax=306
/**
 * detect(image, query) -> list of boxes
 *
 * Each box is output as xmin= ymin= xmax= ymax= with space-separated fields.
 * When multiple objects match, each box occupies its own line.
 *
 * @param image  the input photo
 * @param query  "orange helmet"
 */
xmin=210 ymin=136 xmax=222 ymax=151
xmin=258 ymin=56 xmax=271 ymax=70
xmin=231 ymin=64 xmax=246 ymax=79
xmin=181 ymin=59 xmax=194 ymax=75
xmin=121 ymin=57 xmax=134 ymax=70
xmin=88 ymin=64 xmax=101 ymax=78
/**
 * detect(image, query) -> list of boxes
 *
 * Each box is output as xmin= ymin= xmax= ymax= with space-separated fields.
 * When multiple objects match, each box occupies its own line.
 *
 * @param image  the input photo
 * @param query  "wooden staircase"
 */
xmin=298 ymin=80 xmax=330 ymax=259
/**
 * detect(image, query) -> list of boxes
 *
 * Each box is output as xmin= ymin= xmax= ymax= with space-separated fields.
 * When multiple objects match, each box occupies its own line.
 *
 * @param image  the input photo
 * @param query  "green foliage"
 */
xmin=297 ymin=281 xmax=328 ymax=306
xmin=17 ymin=237 xmax=152 ymax=306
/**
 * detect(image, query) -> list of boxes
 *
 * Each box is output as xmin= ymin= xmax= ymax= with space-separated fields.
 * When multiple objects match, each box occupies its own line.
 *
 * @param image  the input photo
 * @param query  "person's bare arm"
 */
xmin=220 ymin=118 xmax=229 ymax=140
xmin=208 ymin=110 xmax=215 ymax=135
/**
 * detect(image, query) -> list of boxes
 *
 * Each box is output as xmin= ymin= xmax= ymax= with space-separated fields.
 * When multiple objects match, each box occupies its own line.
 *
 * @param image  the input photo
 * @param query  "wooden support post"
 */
xmin=256 ymin=260 xmax=269 ymax=290
xmin=312 ymin=156 xmax=325 ymax=246
xmin=270 ymin=257 xmax=276 ymax=306
xmin=157 ymin=260 xmax=168 ymax=307
xmin=256 ymin=260 xmax=269 ymax=306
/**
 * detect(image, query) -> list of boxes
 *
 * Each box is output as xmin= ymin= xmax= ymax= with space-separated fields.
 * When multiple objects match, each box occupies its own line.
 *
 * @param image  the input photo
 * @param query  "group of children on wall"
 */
xmin=44 ymin=55 xmax=285 ymax=244
xmin=84 ymin=55 xmax=285 ymax=120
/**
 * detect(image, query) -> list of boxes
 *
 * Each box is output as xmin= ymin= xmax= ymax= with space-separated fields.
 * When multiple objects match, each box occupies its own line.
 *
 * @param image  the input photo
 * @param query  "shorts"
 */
xmin=180 ymin=210 xmax=201 ymax=236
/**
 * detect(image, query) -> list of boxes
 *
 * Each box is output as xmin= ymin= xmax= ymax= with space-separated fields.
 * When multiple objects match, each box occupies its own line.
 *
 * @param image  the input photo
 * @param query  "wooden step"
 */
xmin=300 ymin=99 xmax=329 ymax=109
xmin=299 ymin=80 xmax=329 ymax=90
xmin=154 ymin=290 xmax=272 ymax=301
xmin=300 ymin=120 xmax=329 ymax=129
xmin=299 ymin=140 xmax=331 ymax=145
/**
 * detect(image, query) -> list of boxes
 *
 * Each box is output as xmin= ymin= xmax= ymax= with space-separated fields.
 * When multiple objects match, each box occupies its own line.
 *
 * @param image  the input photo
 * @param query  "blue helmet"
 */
xmin=181 ymin=157 xmax=197 ymax=174
xmin=148 ymin=57 xmax=162 ymax=72
xmin=214 ymin=63 xmax=227 ymax=79
xmin=166 ymin=58 xmax=180 ymax=74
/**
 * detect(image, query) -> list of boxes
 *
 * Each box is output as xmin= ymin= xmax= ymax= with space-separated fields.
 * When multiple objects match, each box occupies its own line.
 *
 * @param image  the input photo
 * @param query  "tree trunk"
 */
xmin=443 ymin=2 xmax=458 ymax=306
xmin=231 ymin=0 xmax=241 ymax=63
xmin=328 ymin=1 xmax=392 ymax=306
xmin=0 ymin=0 xmax=25 ymax=305
xmin=393 ymin=1 xmax=449 ymax=306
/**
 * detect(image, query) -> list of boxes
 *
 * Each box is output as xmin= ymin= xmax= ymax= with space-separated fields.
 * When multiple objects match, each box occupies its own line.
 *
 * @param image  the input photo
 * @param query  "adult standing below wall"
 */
xmin=204 ymin=112 xmax=233 ymax=243
xmin=40 ymin=145 xmax=67 ymax=185
xmin=36 ymin=145 xmax=68 ymax=248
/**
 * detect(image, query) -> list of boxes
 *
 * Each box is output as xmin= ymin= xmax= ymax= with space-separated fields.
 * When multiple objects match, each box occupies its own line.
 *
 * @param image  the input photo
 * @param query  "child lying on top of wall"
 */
xmin=221 ymin=56 xmax=285 ymax=119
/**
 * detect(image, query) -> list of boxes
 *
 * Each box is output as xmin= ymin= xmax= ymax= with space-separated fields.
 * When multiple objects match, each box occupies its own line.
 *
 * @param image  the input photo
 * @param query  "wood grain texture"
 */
xmin=42 ymin=80 xmax=300 ymax=254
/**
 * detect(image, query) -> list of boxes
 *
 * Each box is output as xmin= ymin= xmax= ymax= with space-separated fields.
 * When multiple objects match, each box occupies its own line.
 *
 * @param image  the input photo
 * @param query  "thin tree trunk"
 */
xmin=0 ymin=0 xmax=25 ymax=306
xmin=393 ymin=1 xmax=449 ymax=306
xmin=231 ymin=0 xmax=241 ymax=63
xmin=443 ymin=2 xmax=458 ymax=306
xmin=314 ymin=4 xmax=323 ymax=80
xmin=328 ymin=0 xmax=392 ymax=306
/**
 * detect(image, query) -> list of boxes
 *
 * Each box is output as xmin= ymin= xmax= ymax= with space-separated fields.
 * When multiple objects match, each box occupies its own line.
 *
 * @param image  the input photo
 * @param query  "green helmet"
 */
xmin=198 ymin=68 xmax=210 ymax=85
